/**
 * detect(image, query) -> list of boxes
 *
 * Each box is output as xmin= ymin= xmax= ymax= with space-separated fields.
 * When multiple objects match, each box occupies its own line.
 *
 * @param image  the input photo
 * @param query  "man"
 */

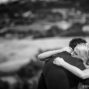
xmin=37 ymin=38 xmax=89 ymax=89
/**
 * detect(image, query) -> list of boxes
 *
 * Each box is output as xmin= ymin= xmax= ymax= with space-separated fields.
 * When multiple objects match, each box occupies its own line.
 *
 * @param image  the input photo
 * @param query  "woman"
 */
xmin=53 ymin=44 xmax=89 ymax=89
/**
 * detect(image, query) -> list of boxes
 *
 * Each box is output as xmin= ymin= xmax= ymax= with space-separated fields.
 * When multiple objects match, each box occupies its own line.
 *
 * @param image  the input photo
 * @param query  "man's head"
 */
xmin=69 ymin=38 xmax=87 ymax=50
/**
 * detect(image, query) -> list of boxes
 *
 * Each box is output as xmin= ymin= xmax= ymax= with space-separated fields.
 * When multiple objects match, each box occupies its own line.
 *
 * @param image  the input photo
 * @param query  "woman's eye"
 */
xmin=74 ymin=52 xmax=78 ymax=55
xmin=86 ymin=59 xmax=89 ymax=65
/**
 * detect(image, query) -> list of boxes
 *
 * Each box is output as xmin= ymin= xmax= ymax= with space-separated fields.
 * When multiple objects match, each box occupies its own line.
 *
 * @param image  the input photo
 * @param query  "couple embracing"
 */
xmin=38 ymin=38 xmax=89 ymax=89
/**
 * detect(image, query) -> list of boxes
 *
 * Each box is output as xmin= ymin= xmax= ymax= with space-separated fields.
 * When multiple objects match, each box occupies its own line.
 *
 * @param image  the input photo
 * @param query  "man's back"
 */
xmin=43 ymin=51 xmax=85 ymax=74
xmin=43 ymin=51 xmax=85 ymax=89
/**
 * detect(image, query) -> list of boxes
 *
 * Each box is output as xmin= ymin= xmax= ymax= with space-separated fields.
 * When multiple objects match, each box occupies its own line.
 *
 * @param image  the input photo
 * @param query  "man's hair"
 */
xmin=69 ymin=38 xmax=87 ymax=50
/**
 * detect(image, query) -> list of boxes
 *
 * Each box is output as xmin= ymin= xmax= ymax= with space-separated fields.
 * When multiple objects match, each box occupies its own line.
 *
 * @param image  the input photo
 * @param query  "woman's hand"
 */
xmin=53 ymin=57 xmax=65 ymax=66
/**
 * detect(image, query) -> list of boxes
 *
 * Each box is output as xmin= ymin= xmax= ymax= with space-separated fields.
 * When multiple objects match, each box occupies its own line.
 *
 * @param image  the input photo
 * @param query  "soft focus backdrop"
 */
xmin=0 ymin=0 xmax=89 ymax=89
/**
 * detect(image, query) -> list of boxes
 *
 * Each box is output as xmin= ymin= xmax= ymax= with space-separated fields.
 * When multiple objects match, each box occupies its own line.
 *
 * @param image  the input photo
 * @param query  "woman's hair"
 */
xmin=74 ymin=44 xmax=89 ymax=61
xmin=69 ymin=38 xmax=87 ymax=50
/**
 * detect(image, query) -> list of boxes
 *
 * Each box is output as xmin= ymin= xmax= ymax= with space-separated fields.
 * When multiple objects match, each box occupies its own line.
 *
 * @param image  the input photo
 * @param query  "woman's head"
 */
xmin=74 ymin=44 xmax=89 ymax=62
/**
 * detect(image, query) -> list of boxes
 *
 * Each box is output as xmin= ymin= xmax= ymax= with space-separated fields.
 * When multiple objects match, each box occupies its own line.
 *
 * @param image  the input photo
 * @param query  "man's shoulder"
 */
xmin=54 ymin=51 xmax=71 ymax=58
xmin=44 ymin=52 xmax=68 ymax=66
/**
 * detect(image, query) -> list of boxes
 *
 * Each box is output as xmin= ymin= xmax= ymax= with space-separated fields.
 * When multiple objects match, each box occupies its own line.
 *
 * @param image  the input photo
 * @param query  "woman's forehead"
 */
xmin=75 ymin=44 xmax=88 ymax=51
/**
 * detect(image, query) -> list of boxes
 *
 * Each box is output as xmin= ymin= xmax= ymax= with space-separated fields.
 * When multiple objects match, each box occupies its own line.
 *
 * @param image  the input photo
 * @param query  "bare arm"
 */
xmin=38 ymin=47 xmax=69 ymax=61
xmin=53 ymin=57 xmax=89 ymax=79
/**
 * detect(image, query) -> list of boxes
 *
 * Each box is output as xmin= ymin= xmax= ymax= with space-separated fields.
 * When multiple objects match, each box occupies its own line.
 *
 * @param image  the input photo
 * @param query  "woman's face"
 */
xmin=74 ymin=44 xmax=89 ymax=62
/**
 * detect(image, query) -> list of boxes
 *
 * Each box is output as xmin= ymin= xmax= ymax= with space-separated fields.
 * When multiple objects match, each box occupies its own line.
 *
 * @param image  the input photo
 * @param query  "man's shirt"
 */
xmin=43 ymin=51 xmax=89 ymax=88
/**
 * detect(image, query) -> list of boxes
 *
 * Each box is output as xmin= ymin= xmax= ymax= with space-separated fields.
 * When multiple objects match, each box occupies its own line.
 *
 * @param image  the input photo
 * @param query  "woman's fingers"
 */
xmin=53 ymin=57 xmax=64 ymax=66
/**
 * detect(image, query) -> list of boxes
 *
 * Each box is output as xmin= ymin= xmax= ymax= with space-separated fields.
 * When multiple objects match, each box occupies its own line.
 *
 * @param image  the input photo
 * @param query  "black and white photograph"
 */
xmin=0 ymin=0 xmax=89 ymax=89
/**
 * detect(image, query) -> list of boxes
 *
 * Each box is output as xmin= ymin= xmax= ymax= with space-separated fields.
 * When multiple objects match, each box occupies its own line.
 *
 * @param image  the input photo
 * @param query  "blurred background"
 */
xmin=0 ymin=0 xmax=89 ymax=89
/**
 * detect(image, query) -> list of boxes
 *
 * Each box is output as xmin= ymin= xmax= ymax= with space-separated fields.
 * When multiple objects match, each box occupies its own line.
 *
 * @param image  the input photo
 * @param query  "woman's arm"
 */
xmin=38 ymin=47 xmax=68 ymax=61
xmin=53 ymin=57 xmax=89 ymax=79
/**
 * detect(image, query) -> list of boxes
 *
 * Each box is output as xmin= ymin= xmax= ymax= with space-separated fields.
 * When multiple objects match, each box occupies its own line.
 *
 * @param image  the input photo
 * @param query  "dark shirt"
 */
xmin=43 ymin=51 xmax=89 ymax=88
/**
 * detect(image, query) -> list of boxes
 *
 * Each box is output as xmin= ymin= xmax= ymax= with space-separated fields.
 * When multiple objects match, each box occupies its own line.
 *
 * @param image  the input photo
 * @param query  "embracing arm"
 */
xmin=61 ymin=62 xmax=88 ymax=79
xmin=38 ymin=47 xmax=68 ymax=61
xmin=54 ymin=58 xmax=89 ymax=79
